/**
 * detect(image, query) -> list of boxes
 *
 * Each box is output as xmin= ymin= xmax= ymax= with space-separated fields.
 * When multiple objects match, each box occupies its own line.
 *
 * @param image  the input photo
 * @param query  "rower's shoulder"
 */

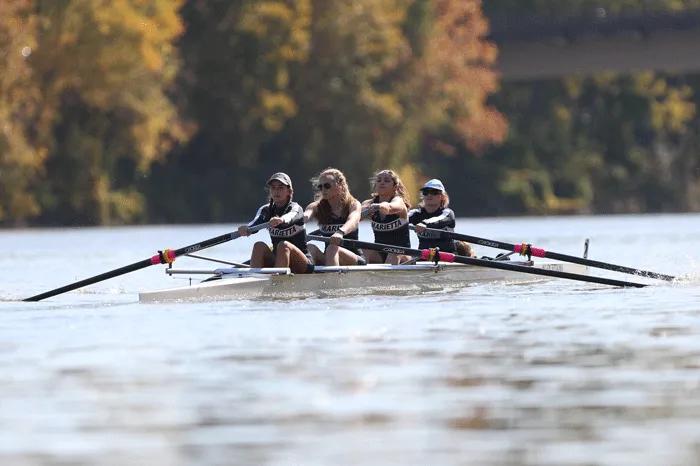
xmin=305 ymin=199 xmax=320 ymax=210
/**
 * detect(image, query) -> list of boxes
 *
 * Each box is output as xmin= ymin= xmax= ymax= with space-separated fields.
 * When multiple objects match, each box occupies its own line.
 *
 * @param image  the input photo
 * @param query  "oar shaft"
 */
xmin=411 ymin=226 xmax=674 ymax=281
xmin=308 ymin=235 xmax=647 ymax=288
xmin=24 ymin=222 xmax=269 ymax=302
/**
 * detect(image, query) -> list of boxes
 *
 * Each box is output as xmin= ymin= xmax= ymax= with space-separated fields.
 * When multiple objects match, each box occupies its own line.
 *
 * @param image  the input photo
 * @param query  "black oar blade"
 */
xmin=23 ymin=258 xmax=154 ymax=302
xmin=308 ymin=235 xmax=647 ymax=288
xmin=410 ymin=225 xmax=674 ymax=282
xmin=447 ymin=254 xmax=647 ymax=288
xmin=24 ymin=222 xmax=270 ymax=302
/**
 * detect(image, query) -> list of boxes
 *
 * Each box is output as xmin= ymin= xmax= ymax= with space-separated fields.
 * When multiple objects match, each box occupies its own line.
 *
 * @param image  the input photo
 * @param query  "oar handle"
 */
xmin=24 ymin=222 xmax=271 ymax=302
xmin=410 ymin=225 xmax=675 ymax=282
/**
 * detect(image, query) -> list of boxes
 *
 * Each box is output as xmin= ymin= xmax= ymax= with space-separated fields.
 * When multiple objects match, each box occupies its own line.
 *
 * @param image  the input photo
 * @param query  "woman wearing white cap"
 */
xmin=237 ymin=172 xmax=314 ymax=273
xmin=361 ymin=169 xmax=413 ymax=264
xmin=409 ymin=179 xmax=462 ymax=254
xmin=304 ymin=168 xmax=366 ymax=266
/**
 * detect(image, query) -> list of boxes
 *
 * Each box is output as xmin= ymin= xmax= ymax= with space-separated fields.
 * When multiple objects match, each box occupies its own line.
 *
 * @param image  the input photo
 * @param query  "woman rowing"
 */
xmin=305 ymin=168 xmax=366 ymax=266
xmin=409 ymin=179 xmax=476 ymax=257
xmin=361 ymin=169 xmax=412 ymax=264
xmin=237 ymin=172 xmax=314 ymax=273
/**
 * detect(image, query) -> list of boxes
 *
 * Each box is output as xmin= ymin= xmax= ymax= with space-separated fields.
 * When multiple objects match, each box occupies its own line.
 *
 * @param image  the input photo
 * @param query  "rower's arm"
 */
xmin=279 ymin=202 xmax=304 ymax=225
xmin=407 ymin=208 xmax=422 ymax=225
xmin=423 ymin=208 xmax=456 ymax=229
xmin=360 ymin=199 xmax=374 ymax=219
xmin=303 ymin=201 xmax=318 ymax=223
xmin=246 ymin=205 xmax=268 ymax=233
xmin=341 ymin=200 xmax=362 ymax=234
xmin=383 ymin=196 xmax=408 ymax=217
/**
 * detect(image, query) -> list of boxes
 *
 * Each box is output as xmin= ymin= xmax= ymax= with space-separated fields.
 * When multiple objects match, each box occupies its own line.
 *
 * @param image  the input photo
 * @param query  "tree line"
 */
xmin=1 ymin=0 xmax=699 ymax=226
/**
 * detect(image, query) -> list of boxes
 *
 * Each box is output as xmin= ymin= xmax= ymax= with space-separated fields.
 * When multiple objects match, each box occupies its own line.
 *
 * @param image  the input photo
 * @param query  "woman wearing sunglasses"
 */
xmin=305 ymin=168 xmax=366 ymax=266
xmin=237 ymin=172 xmax=315 ymax=273
xmin=409 ymin=179 xmax=476 ymax=257
xmin=361 ymin=169 xmax=412 ymax=264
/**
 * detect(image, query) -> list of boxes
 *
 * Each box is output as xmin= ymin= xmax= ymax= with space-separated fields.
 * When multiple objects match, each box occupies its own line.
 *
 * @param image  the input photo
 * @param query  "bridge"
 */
xmin=488 ymin=9 xmax=700 ymax=80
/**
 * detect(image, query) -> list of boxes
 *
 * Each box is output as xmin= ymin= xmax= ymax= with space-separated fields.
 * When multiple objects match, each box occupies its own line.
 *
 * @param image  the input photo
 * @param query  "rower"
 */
xmin=360 ymin=169 xmax=413 ymax=264
xmin=408 ymin=179 xmax=475 ymax=257
xmin=305 ymin=168 xmax=366 ymax=266
xmin=237 ymin=172 xmax=314 ymax=274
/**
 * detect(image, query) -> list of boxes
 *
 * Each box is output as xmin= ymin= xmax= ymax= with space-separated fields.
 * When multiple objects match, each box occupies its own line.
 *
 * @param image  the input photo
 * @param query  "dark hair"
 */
xmin=266 ymin=179 xmax=294 ymax=206
xmin=265 ymin=178 xmax=293 ymax=218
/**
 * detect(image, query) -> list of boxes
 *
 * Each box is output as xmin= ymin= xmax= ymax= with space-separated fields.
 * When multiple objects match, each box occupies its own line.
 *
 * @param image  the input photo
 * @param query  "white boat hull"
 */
xmin=139 ymin=261 xmax=589 ymax=303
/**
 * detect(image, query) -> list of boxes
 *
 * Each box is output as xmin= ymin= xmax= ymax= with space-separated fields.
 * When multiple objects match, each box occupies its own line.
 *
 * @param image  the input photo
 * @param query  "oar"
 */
xmin=24 ymin=222 xmax=270 ymax=302
xmin=409 ymin=225 xmax=675 ymax=282
xmin=307 ymin=235 xmax=648 ymax=288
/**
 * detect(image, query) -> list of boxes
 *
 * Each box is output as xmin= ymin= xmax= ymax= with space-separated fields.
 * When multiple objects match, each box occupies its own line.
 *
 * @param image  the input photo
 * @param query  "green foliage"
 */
xmin=470 ymin=0 xmax=700 ymax=215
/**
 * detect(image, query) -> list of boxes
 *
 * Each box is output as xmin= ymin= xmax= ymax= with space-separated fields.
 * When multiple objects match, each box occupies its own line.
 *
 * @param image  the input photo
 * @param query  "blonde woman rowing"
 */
xmin=361 ymin=169 xmax=412 ymax=264
xmin=305 ymin=168 xmax=366 ymax=266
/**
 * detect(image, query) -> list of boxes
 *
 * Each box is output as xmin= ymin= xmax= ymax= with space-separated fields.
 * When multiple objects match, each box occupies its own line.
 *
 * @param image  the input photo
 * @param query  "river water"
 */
xmin=2 ymin=214 xmax=700 ymax=465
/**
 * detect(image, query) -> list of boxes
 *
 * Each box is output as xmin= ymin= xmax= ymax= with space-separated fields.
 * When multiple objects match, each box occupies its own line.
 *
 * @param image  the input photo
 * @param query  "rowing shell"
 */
xmin=138 ymin=261 xmax=589 ymax=303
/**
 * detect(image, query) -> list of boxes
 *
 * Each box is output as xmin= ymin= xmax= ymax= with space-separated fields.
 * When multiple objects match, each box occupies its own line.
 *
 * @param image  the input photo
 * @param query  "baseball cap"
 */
xmin=267 ymin=172 xmax=292 ymax=188
xmin=421 ymin=179 xmax=445 ymax=192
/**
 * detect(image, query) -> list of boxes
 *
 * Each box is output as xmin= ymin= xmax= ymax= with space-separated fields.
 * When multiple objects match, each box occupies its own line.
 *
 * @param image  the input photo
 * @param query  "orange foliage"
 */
xmin=416 ymin=0 xmax=507 ymax=151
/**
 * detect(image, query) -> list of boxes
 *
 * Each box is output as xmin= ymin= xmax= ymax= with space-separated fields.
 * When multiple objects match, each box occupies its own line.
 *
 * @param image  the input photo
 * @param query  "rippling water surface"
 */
xmin=3 ymin=214 xmax=700 ymax=465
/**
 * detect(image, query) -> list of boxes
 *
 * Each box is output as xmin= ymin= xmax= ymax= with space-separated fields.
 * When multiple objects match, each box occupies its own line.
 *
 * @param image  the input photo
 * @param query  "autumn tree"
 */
xmin=29 ymin=0 xmax=187 ymax=225
xmin=0 ymin=0 xmax=44 ymax=225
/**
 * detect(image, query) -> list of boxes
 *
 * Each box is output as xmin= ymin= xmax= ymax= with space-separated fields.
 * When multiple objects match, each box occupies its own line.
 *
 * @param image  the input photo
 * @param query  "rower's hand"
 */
xmin=269 ymin=216 xmax=284 ymax=228
xmin=238 ymin=225 xmax=249 ymax=237
xmin=377 ymin=202 xmax=391 ymax=215
xmin=330 ymin=231 xmax=344 ymax=246
xmin=415 ymin=223 xmax=426 ymax=233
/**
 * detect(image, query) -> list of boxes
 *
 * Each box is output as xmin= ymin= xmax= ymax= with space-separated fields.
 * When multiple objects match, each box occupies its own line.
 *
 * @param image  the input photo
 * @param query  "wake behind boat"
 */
xmin=139 ymin=260 xmax=589 ymax=302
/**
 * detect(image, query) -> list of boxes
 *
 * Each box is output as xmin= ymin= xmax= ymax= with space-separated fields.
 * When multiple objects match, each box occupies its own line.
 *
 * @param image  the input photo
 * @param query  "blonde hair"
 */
xmin=311 ymin=168 xmax=356 ymax=224
xmin=370 ymin=169 xmax=412 ymax=210
xmin=455 ymin=241 xmax=475 ymax=258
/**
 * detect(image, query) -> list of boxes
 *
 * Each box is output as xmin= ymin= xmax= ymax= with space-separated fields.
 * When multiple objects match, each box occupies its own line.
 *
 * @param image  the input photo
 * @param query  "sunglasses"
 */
xmin=316 ymin=182 xmax=335 ymax=191
xmin=421 ymin=189 xmax=442 ymax=196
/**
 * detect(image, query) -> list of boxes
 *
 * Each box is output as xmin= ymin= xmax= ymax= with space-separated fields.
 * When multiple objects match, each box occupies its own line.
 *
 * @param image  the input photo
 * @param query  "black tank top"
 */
xmin=318 ymin=211 xmax=362 ymax=256
xmin=370 ymin=196 xmax=410 ymax=248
